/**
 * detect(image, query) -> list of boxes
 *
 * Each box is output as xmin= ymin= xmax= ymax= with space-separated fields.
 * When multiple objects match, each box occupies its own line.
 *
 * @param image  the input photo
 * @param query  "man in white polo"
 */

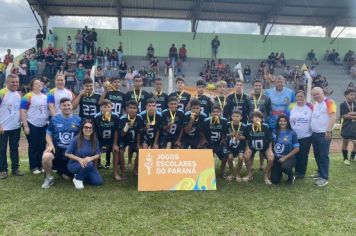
xmin=310 ymin=87 xmax=336 ymax=187
xmin=0 ymin=74 xmax=24 ymax=179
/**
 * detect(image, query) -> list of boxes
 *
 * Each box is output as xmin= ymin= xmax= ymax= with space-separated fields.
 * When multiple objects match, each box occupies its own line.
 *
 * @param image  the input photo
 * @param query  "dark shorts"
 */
xmin=209 ymin=144 xmax=229 ymax=160
xmin=250 ymin=148 xmax=268 ymax=159
xmin=228 ymin=147 xmax=245 ymax=157
xmin=159 ymin=133 xmax=179 ymax=148
xmin=52 ymin=147 xmax=72 ymax=177
xmin=119 ymin=140 xmax=138 ymax=152
xmin=182 ymin=138 xmax=200 ymax=149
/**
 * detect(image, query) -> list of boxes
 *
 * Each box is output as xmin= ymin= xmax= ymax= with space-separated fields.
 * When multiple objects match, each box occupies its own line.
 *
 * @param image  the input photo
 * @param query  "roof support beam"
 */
xmin=116 ymin=0 xmax=122 ymax=36
xmin=259 ymin=21 xmax=267 ymax=35
xmin=29 ymin=0 xmax=49 ymax=38
xmin=190 ymin=0 xmax=204 ymax=39
xmin=324 ymin=23 xmax=336 ymax=37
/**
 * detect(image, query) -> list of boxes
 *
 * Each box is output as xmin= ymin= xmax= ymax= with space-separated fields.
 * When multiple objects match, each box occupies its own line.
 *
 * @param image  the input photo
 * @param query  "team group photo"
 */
xmin=1 ymin=0 xmax=356 ymax=235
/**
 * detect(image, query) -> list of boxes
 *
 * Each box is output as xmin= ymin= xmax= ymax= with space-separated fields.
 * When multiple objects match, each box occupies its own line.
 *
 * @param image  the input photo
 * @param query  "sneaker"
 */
xmin=72 ymin=178 xmax=84 ymax=189
xmin=344 ymin=159 xmax=351 ymax=166
xmin=12 ymin=169 xmax=24 ymax=176
xmin=315 ymin=178 xmax=328 ymax=187
xmin=310 ymin=173 xmax=320 ymax=179
xmin=287 ymin=176 xmax=296 ymax=185
xmin=104 ymin=164 xmax=110 ymax=169
xmin=0 ymin=171 xmax=8 ymax=179
xmin=32 ymin=169 xmax=42 ymax=175
xmin=41 ymin=176 xmax=54 ymax=189
xmin=264 ymin=177 xmax=272 ymax=185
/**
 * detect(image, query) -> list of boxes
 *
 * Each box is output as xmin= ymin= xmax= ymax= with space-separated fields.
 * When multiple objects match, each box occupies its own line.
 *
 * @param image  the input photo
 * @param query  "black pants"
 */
xmin=271 ymin=157 xmax=295 ymax=184
xmin=0 ymin=128 xmax=20 ymax=172
xmin=26 ymin=123 xmax=47 ymax=170
xmin=295 ymin=136 xmax=312 ymax=177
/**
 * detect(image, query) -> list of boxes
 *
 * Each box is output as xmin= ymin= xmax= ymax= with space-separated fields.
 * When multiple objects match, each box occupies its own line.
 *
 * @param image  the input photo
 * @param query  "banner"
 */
xmin=138 ymin=149 xmax=217 ymax=191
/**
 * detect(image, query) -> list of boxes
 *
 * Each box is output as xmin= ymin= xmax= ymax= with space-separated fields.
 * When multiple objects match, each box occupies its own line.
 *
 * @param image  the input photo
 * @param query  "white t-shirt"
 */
xmin=47 ymin=88 xmax=73 ymax=115
xmin=21 ymin=92 xmax=49 ymax=127
xmin=311 ymin=98 xmax=336 ymax=133
xmin=289 ymin=103 xmax=313 ymax=139
xmin=0 ymin=88 xmax=21 ymax=131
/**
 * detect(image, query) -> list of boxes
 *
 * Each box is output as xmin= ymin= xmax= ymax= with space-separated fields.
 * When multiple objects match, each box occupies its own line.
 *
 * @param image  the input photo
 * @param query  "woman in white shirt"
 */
xmin=20 ymin=79 xmax=49 ymax=174
xmin=288 ymin=90 xmax=313 ymax=179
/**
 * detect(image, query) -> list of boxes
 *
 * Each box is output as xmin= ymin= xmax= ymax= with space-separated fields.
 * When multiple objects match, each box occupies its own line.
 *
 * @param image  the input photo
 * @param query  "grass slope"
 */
xmin=0 ymin=154 xmax=355 ymax=235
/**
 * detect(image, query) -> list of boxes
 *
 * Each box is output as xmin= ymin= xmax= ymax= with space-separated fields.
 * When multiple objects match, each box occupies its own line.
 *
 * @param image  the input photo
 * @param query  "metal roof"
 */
xmin=27 ymin=0 xmax=356 ymax=28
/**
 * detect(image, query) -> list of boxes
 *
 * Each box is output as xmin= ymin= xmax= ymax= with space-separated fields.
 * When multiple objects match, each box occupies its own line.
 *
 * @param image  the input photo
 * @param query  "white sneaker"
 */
xmin=32 ymin=169 xmax=41 ymax=175
xmin=41 ymin=176 xmax=54 ymax=189
xmin=72 ymin=178 xmax=84 ymax=189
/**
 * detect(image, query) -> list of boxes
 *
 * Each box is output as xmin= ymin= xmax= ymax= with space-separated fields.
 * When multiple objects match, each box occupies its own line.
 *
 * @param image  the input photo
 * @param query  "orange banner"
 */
xmin=138 ymin=149 xmax=217 ymax=191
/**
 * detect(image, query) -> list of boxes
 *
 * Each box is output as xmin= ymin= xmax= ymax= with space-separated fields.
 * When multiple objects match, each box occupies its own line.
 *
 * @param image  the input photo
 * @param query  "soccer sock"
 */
xmin=351 ymin=152 xmax=356 ymax=160
xmin=342 ymin=150 xmax=348 ymax=160
xmin=105 ymin=151 xmax=111 ymax=165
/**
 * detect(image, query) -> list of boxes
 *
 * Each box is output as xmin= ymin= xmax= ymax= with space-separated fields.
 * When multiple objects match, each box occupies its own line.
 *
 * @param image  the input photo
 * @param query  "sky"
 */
xmin=1 ymin=0 xmax=356 ymax=57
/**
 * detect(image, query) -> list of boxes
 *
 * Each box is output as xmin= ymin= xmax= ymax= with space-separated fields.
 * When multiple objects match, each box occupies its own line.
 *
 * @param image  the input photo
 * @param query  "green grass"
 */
xmin=1 ymin=154 xmax=356 ymax=235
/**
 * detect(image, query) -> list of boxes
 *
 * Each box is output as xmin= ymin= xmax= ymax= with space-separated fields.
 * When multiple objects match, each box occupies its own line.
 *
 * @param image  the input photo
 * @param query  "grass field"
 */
xmin=1 ymin=154 xmax=356 ymax=235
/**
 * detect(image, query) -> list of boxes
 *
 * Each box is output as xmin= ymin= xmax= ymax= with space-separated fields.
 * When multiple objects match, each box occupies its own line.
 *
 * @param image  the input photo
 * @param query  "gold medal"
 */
xmin=169 ymin=109 xmax=176 ymax=124
xmin=128 ymin=115 xmax=136 ymax=125
xmin=146 ymin=112 xmax=156 ymax=127
xmin=252 ymin=121 xmax=261 ymax=132
xmin=217 ymin=96 xmax=226 ymax=111
xmin=231 ymin=122 xmax=241 ymax=137
xmin=102 ymin=111 xmax=111 ymax=122
xmin=134 ymin=89 xmax=142 ymax=103
xmin=210 ymin=115 xmax=220 ymax=125
xmin=253 ymin=92 xmax=263 ymax=112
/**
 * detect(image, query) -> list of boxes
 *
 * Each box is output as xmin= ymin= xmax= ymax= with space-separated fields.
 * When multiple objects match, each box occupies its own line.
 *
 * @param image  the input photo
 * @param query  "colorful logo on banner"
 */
xmin=138 ymin=149 xmax=217 ymax=191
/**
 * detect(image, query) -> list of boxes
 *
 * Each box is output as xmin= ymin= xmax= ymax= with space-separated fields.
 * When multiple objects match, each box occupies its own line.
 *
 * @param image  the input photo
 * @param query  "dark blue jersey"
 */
xmin=202 ymin=116 xmax=228 ymax=145
xmin=183 ymin=111 xmax=207 ymax=140
xmin=140 ymin=110 xmax=162 ymax=142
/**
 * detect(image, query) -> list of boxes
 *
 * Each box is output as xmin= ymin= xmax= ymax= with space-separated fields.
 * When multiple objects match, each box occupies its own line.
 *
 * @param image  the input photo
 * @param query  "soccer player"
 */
xmin=247 ymin=79 xmax=272 ymax=171
xmin=201 ymin=105 xmax=229 ymax=179
xmin=264 ymin=75 xmax=295 ymax=130
xmin=20 ymin=79 xmax=49 ymax=174
xmin=183 ymin=99 xmax=207 ymax=149
xmin=94 ymin=99 xmax=120 ymax=169
xmin=243 ymin=111 xmax=274 ymax=185
xmin=72 ymin=77 xmax=100 ymax=120
xmin=99 ymin=77 xmax=125 ymax=116
xmin=194 ymin=80 xmax=212 ymax=115
xmin=0 ymin=74 xmax=23 ymax=179
xmin=169 ymin=77 xmax=191 ymax=111
xmin=125 ymin=75 xmax=151 ymax=113
xmin=151 ymin=78 xmax=168 ymax=113
xmin=41 ymin=97 xmax=81 ymax=188
xmin=214 ymin=80 xmax=231 ymax=119
xmin=340 ymin=89 xmax=356 ymax=165
xmin=160 ymin=96 xmax=185 ymax=148
xmin=227 ymin=80 xmax=249 ymax=123
xmin=226 ymin=110 xmax=246 ymax=182
xmin=116 ymin=100 xmax=144 ymax=179
xmin=140 ymin=98 xmax=162 ymax=149
xmin=247 ymin=80 xmax=271 ymax=121
xmin=47 ymin=74 xmax=74 ymax=116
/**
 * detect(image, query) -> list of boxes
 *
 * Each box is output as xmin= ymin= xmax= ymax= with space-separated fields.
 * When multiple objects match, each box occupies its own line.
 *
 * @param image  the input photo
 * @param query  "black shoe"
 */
xmin=287 ymin=176 xmax=296 ymax=185
xmin=12 ymin=169 xmax=24 ymax=176
xmin=104 ymin=164 xmax=110 ymax=169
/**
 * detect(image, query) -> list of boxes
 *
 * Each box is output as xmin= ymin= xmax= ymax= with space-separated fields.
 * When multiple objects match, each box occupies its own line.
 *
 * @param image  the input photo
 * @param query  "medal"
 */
xmin=234 ymin=92 xmax=243 ymax=106
xmin=104 ymin=81 xmax=116 ymax=91
xmin=252 ymin=122 xmax=261 ymax=132
xmin=146 ymin=112 xmax=156 ymax=128
xmin=210 ymin=115 xmax=220 ymax=125
xmin=154 ymin=90 xmax=162 ymax=97
xmin=102 ymin=111 xmax=111 ymax=122
xmin=128 ymin=115 xmax=136 ymax=125
xmin=134 ymin=89 xmax=142 ymax=103
xmin=253 ymin=92 xmax=263 ymax=112
xmin=217 ymin=96 xmax=226 ymax=111
xmin=231 ymin=122 xmax=241 ymax=137
xmin=191 ymin=112 xmax=199 ymax=122
xmin=169 ymin=109 xmax=176 ymax=124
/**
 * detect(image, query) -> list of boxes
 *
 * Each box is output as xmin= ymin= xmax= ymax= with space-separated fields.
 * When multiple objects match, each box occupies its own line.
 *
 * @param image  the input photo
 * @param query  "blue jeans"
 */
xmin=0 ymin=128 xmax=20 ymax=172
xmin=26 ymin=123 xmax=47 ymax=170
xmin=67 ymin=160 xmax=103 ymax=186
xmin=295 ymin=136 xmax=312 ymax=177
xmin=312 ymin=132 xmax=330 ymax=180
